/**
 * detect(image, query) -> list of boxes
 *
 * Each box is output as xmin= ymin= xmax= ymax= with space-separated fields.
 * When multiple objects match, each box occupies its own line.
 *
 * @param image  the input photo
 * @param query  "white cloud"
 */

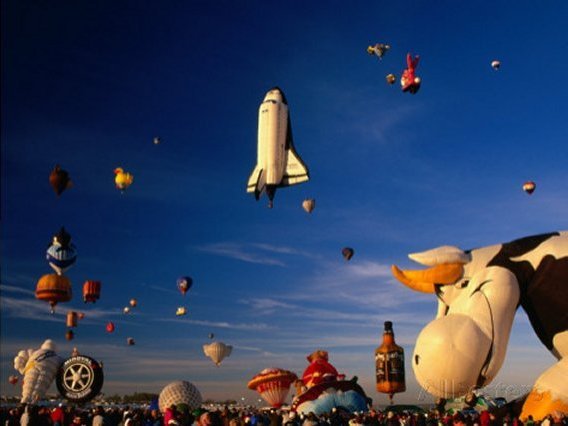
xmin=198 ymin=243 xmax=286 ymax=266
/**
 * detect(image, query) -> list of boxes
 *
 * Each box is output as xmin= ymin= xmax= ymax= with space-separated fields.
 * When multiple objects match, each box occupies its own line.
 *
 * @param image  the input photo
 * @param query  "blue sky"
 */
xmin=1 ymin=1 xmax=567 ymax=406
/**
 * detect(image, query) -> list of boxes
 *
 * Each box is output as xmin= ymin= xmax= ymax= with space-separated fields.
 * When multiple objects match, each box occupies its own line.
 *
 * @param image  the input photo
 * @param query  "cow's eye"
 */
xmin=456 ymin=280 xmax=469 ymax=289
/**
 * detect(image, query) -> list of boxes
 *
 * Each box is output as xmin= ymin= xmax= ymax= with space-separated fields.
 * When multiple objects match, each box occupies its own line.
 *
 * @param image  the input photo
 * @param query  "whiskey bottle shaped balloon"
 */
xmin=375 ymin=321 xmax=406 ymax=404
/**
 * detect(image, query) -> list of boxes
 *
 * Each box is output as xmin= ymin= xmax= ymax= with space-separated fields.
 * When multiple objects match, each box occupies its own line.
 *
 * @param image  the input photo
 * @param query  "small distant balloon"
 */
xmin=114 ymin=167 xmax=134 ymax=192
xmin=401 ymin=53 xmax=421 ymax=94
xmin=523 ymin=181 xmax=536 ymax=194
xmin=176 ymin=307 xmax=187 ymax=316
xmin=177 ymin=277 xmax=193 ymax=295
xmin=66 ymin=311 xmax=78 ymax=328
xmin=65 ymin=330 xmax=74 ymax=341
xmin=83 ymin=280 xmax=101 ymax=303
xmin=367 ymin=43 xmax=390 ymax=59
xmin=386 ymin=74 xmax=396 ymax=85
xmin=302 ymin=199 xmax=315 ymax=214
xmin=491 ymin=60 xmax=501 ymax=70
xmin=153 ymin=136 xmax=161 ymax=145
xmin=208 ymin=333 xmax=215 ymax=340
xmin=123 ymin=306 xmax=131 ymax=314
xmin=342 ymin=247 xmax=354 ymax=261
xmin=130 ymin=298 xmax=137 ymax=307
xmin=127 ymin=337 xmax=135 ymax=346
xmin=49 ymin=165 xmax=72 ymax=196
xmin=8 ymin=375 xmax=18 ymax=385
xmin=106 ymin=322 xmax=115 ymax=333
xmin=77 ymin=312 xmax=85 ymax=320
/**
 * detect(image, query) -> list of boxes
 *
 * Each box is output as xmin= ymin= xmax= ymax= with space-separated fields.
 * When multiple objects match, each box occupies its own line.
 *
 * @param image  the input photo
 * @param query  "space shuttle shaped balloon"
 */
xmin=13 ymin=339 xmax=63 ymax=403
xmin=247 ymin=87 xmax=309 ymax=208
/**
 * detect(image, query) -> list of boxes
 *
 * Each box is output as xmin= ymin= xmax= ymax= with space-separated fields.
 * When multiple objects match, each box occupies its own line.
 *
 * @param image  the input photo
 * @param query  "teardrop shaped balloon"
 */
xmin=127 ymin=337 xmax=135 ymax=346
xmin=49 ymin=165 xmax=72 ymax=196
xmin=523 ymin=181 xmax=536 ymax=194
xmin=386 ymin=74 xmax=396 ymax=85
xmin=106 ymin=322 xmax=115 ymax=333
xmin=491 ymin=60 xmax=501 ymax=70
xmin=302 ymin=199 xmax=315 ymax=214
xmin=65 ymin=330 xmax=74 ymax=341
xmin=177 ymin=277 xmax=193 ymax=295
xmin=130 ymin=298 xmax=137 ymax=307
xmin=8 ymin=375 xmax=19 ymax=385
xmin=203 ymin=342 xmax=232 ymax=366
xmin=342 ymin=247 xmax=354 ymax=261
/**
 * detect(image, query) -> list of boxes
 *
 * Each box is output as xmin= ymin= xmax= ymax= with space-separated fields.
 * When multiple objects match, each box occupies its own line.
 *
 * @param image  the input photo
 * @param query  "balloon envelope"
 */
xmin=35 ymin=274 xmax=72 ymax=313
xmin=13 ymin=340 xmax=63 ymax=403
xmin=302 ymin=199 xmax=315 ymax=214
xmin=114 ymin=167 xmax=134 ymax=191
xmin=49 ymin=165 xmax=72 ymax=196
xmin=342 ymin=247 xmax=354 ymax=261
xmin=203 ymin=342 xmax=232 ymax=366
xmin=159 ymin=381 xmax=203 ymax=413
xmin=106 ymin=322 xmax=115 ymax=333
xmin=523 ymin=181 xmax=536 ymax=194
xmin=83 ymin=281 xmax=101 ymax=303
xmin=248 ymin=368 xmax=298 ymax=408
xmin=177 ymin=277 xmax=193 ymax=295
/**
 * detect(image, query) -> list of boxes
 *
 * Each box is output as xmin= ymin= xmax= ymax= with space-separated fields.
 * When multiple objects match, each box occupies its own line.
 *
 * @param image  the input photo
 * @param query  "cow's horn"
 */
xmin=408 ymin=245 xmax=469 ymax=266
xmin=391 ymin=263 xmax=465 ymax=293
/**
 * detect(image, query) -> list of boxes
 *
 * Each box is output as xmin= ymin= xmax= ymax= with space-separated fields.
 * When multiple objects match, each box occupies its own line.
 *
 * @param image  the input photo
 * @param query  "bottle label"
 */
xmin=375 ymin=350 xmax=405 ymax=383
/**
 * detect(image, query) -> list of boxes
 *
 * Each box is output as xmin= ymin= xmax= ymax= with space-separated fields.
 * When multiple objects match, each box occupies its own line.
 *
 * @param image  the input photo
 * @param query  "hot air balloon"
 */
xmin=106 ymin=322 xmax=115 ymax=333
xmin=114 ymin=167 xmax=134 ymax=191
xmin=8 ymin=375 xmax=18 ymax=385
xmin=208 ymin=333 xmax=215 ymax=340
xmin=176 ymin=307 xmax=187 ymax=316
xmin=35 ymin=274 xmax=72 ymax=313
xmin=367 ymin=43 xmax=390 ymax=59
xmin=77 ymin=312 xmax=85 ymax=320
xmin=130 ymin=298 xmax=137 ymax=307
xmin=203 ymin=342 xmax=232 ymax=366
xmin=375 ymin=321 xmax=406 ymax=404
xmin=83 ymin=280 xmax=101 ymax=303
xmin=13 ymin=339 xmax=63 ymax=403
xmin=49 ymin=165 xmax=72 ymax=196
xmin=123 ymin=306 xmax=131 ymax=314
xmin=491 ymin=60 xmax=501 ymax=70
xmin=159 ymin=381 xmax=203 ymax=413
xmin=342 ymin=247 xmax=354 ymax=261
xmin=523 ymin=181 xmax=536 ymax=194
xmin=65 ymin=330 xmax=74 ymax=341
xmin=46 ymin=227 xmax=77 ymax=275
xmin=127 ymin=337 xmax=135 ymax=346
xmin=302 ymin=199 xmax=315 ymax=214
xmin=401 ymin=53 xmax=421 ymax=94
xmin=66 ymin=311 xmax=78 ymax=328
xmin=177 ymin=277 xmax=193 ymax=295
xmin=386 ymin=74 xmax=396 ymax=85
xmin=153 ymin=137 xmax=161 ymax=145
xmin=248 ymin=368 xmax=298 ymax=408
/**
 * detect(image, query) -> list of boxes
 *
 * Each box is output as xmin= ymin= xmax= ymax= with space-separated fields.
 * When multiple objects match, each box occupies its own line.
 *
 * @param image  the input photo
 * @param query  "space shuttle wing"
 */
xmin=281 ymin=147 xmax=309 ymax=187
xmin=247 ymin=166 xmax=266 ymax=199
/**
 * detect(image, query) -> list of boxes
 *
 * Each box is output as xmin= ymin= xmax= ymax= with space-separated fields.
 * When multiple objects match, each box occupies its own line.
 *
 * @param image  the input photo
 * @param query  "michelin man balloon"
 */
xmin=13 ymin=339 xmax=63 ymax=403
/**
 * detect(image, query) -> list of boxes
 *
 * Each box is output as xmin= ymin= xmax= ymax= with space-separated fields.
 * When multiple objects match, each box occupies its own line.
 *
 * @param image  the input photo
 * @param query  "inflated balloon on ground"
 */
xmin=159 ymin=381 xmax=203 ymax=413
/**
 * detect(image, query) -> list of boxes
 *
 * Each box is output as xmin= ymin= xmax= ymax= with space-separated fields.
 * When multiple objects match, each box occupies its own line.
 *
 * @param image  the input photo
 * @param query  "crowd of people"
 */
xmin=0 ymin=404 xmax=565 ymax=426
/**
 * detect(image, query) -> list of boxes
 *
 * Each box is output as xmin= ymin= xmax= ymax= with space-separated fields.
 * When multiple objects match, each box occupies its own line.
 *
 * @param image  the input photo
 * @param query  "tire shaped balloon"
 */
xmin=56 ymin=355 xmax=104 ymax=403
